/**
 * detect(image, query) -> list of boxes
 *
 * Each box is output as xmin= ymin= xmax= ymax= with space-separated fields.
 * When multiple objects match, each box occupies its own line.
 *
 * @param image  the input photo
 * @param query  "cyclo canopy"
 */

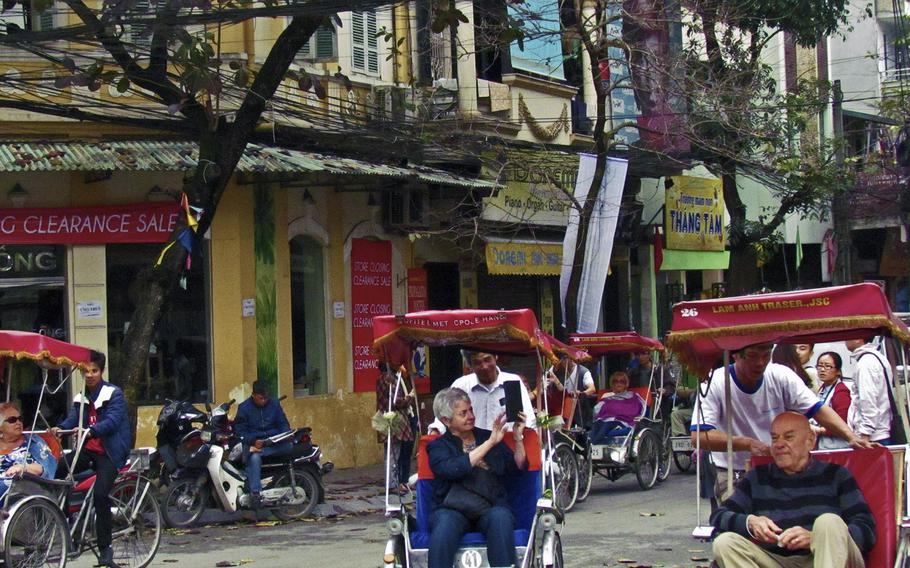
xmin=569 ymin=332 xmax=665 ymax=358
xmin=371 ymin=308 xmax=559 ymax=365
xmin=665 ymin=283 xmax=910 ymax=377
xmin=0 ymin=330 xmax=93 ymax=370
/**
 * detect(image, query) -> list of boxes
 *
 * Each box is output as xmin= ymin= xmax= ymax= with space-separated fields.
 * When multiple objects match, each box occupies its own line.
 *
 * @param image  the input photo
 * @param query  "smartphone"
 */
xmin=504 ymin=381 xmax=523 ymax=423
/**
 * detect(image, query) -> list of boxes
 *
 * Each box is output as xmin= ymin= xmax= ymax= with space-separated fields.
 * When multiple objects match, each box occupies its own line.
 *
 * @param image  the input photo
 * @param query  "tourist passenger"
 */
xmin=813 ymin=352 xmax=852 ymax=450
xmin=846 ymin=336 xmax=893 ymax=445
xmin=589 ymin=372 xmax=646 ymax=444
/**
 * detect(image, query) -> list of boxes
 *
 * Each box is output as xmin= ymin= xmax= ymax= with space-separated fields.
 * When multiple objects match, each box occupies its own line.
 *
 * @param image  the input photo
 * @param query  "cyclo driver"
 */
xmin=52 ymin=350 xmax=130 ymax=568
xmin=234 ymin=380 xmax=292 ymax=509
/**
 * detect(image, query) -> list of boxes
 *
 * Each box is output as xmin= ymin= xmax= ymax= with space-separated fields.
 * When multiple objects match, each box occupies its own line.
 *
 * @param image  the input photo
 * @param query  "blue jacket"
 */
xmin=59 ymin=381 xmax=131 ymax=468
xmin=427 ymin=428 xmax=523 ymax=509
xmin=234 ymin=397 xmax=290 ymax=443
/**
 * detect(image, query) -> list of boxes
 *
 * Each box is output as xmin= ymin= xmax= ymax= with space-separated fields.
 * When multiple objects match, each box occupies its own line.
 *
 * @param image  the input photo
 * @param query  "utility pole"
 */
xmin=831 ymin=79 xmax=853 ymax=284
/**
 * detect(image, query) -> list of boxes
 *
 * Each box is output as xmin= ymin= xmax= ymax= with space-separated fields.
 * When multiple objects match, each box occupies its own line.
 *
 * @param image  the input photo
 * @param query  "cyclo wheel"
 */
xmin=633 ymin=429 xmax=660 ymax=490
xmin=674 ymin=449 xmax=693 ymax=472
xmin=552 ymin=443 xmax=579 ymax=513
xmin=3 ymin=497 xmax=69 ymax=568
xmin=162 ymin=478 xmax=208 ymax=528
xmin=105 ymin=476 xmax=162 ymax=568
xmin=656 ymin=429 xmax=672 ymax=483
xmin=271 ymin=466 xmax=320 ymax=521
xmin=575 ymin=441 xmax=593 ymax=503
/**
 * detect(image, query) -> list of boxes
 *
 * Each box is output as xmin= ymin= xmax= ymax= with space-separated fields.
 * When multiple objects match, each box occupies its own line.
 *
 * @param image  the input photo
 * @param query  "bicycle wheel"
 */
xmin=105 ymin=477 xmax=162 ymax=568
xmin=552 ymin=444 xmax=578 ymax=513
xmin=271 ymin=467 xmax=320 ymax=521
xmin=3 ymin=497 xmax=69 ymax=568
xmin=575 ymin=442 xmax=594 ymax=502
xmin=657 ymin=431 xmax=672 ymax=483
xmin=633 ymin=430 xmax=659 ymax=490
xmin=673 ymin=450 xmax=693 ymax=472
xmin=162 ymin=478 xmax=208 ymax=528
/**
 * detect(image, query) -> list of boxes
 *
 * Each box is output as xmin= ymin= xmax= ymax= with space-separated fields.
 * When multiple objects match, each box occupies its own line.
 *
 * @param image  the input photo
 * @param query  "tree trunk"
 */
xmin=719 ymin=163 xmax=760 ymax=295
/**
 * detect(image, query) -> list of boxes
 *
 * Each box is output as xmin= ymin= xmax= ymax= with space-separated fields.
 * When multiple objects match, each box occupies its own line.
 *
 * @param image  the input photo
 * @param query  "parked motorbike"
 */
xmin=160 ymin=398 xmax=333 ymax=527
xmin=156 ymin=399 xmax=208 ymax=485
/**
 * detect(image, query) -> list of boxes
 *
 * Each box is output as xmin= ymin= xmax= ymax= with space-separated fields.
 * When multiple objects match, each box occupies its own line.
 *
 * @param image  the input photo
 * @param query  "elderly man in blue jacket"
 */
xmin=53 ymin=350 xmax=130 ymax=568
xmin=234 ymin=380 xmax=292 ymax=509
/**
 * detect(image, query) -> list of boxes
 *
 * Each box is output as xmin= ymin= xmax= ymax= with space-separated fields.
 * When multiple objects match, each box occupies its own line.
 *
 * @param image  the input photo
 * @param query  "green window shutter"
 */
xmin=315 ymin=26 xmax=335 ymax=59
xmin=37 ymin=1 xmax=54 ymax=30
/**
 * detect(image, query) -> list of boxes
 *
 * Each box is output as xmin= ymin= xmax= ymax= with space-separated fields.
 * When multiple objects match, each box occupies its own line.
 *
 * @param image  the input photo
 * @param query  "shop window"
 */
xmin=106 ymin=243 xmax=211 ymax=404
xmin=290 ymin=235 xmax=327 ymax=396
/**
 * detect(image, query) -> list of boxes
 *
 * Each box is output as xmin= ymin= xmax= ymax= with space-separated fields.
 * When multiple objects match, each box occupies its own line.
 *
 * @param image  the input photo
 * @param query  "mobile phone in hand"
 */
xmin=504 ymin=381 xmax=523 ymax=423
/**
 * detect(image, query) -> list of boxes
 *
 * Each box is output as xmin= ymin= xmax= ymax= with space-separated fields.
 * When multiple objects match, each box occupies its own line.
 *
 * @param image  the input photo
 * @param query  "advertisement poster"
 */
xmin=406 ymin=268 xmax=428 ymax=312
xmin=351 ymin=238 xmax=392 ymax=392
xmin=665 ymin=176 xmax=725 ymax=251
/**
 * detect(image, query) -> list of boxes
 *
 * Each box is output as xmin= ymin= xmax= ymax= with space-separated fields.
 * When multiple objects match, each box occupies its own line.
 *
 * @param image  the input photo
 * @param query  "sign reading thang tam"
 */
xmin=665 ymin=176 xmax=724 ymax=251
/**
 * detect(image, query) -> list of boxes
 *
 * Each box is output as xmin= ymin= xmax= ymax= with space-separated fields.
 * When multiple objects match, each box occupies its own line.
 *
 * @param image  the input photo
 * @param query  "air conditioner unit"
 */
xmin=383 ymin=189 xmax=428 ymax=229
xmin=371 ymin=85 xmax=413 ymax=122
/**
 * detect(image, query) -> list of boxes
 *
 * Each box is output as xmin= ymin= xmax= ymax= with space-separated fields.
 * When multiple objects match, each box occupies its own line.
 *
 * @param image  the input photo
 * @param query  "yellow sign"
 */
xmin=481 ymin=150 xmax=579 ymax=227
xmin=485 ymin=242 xmax=563 ymax=276
xmin=665 ymin=176 xmax=725 ymax=251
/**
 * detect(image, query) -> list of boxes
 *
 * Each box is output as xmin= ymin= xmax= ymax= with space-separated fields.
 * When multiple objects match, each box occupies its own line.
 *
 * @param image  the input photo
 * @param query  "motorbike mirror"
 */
xmin=205 ymin=402 xmax=212 ymax=413
xmin=278 ymin=395 xmax=287 ymax=402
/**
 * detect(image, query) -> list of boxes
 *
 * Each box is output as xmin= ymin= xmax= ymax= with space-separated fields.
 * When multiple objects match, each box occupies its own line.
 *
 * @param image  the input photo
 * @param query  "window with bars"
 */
xmin=2 ymin=0 xmax=54 ymax=32
xmin=298 ymin=24 xmax=337 ymax=60
xmin=125 ymin=0 xmax=153 ymax=51
xmin=351 ymin=10 xmax=379 ymax=75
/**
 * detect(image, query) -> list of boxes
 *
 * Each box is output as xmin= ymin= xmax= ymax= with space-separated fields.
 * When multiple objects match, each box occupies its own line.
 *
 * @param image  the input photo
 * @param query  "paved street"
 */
xmin=71 ymin=465 xmax=714 ymax=568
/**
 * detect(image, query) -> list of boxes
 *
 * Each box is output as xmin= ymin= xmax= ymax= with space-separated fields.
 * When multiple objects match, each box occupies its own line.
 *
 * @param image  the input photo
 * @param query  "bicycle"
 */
xmin=3 ymin=435 xmax=162 ymax=568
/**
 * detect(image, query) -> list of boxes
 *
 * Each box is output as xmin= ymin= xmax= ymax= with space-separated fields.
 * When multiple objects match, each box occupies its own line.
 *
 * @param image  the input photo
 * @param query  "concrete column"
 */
xmin=454 ymin=0 xmax=478 ymax=115
xmin=639 ymin=245 xmax=658 ymax=337
xmin=68 ymin=245 xmax=108 ymax=393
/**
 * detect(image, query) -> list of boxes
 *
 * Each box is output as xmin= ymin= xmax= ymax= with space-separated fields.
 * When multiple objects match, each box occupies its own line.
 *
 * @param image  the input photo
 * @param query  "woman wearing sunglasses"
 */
xmin=0 ymin=402 xmax=56 ymax=499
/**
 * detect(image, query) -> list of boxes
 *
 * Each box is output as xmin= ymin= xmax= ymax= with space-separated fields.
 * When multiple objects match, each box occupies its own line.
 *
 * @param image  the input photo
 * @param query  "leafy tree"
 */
xmin=0 ymin=0 xmax=392 ymax=426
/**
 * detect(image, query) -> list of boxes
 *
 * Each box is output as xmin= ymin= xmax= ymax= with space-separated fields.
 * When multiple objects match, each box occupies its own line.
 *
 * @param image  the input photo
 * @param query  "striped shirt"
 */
xmin=711 ymin=460 xmax=875 ymax=556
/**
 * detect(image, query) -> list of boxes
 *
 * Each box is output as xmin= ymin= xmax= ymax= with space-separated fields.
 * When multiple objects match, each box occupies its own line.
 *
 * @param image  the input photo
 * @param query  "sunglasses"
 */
xmin=3 ymin=416 xmax=22 ymax=424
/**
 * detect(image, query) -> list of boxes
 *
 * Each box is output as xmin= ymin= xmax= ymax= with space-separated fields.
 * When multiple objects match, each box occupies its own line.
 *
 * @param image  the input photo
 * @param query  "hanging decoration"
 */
xmin=517 ymin=93 xmax=569 ymax=142
xmin=155 ymin=193 xmax=204 ymax=288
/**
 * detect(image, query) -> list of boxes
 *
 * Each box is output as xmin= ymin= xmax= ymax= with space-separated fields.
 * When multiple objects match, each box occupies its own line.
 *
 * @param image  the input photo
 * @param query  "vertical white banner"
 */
xmin=560 ymin=153 xmax=629 ymax=333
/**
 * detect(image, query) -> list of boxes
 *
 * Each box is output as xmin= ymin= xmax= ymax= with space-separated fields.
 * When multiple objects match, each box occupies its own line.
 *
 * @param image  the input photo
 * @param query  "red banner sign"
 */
xmin=351 ymin=239 xmax=393 ymax=392
xmin=407 ymin=268 xmax=428 ymax=312
xmin=0 ymin=202 xmax=181 ymax=245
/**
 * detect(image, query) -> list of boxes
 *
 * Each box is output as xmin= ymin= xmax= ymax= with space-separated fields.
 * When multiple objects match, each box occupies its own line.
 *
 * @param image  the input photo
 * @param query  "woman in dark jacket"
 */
xmin=427 ymin=388 xmax=527 ymax=568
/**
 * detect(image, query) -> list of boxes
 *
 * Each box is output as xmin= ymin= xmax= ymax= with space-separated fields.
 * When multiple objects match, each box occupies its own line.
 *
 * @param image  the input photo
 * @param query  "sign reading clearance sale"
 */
xmin=0 ymin=202 xmax=181 ymax=245
xmin=351 ymin=238 xmax=393 ymax=393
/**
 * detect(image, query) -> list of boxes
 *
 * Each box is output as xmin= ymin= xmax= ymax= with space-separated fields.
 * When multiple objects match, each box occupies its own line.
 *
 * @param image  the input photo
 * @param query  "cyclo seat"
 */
xmin=411 ymin=431 xmax=542 ymax=550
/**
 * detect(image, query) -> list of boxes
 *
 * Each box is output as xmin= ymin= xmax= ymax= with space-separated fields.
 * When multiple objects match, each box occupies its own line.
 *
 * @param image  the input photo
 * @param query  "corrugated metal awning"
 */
xmin=0 ymin=140 xmax=499 ymax=190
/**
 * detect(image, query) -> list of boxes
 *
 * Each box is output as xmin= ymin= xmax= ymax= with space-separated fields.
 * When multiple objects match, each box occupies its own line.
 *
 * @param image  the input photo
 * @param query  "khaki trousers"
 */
xmin=713 ymin=514 xmax=865 ymax=568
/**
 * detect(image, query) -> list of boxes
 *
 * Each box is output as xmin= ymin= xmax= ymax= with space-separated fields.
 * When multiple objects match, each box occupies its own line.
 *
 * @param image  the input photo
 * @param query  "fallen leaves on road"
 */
xmin=165 ymin=528 xmax=201 ymax=536
xmin=215 ymin=562 xmax=238 ymax=567
xmin=638 ymin=512 xmax=665 ymax=517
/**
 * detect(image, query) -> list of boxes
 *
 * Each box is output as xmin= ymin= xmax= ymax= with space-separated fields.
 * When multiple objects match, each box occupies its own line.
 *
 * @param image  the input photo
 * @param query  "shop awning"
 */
xmin=660 ymin=249 xmax=730 ymax=271
xmin=485 ymin=239 xmax=563 ymax=276
xmin=0 ymin=141 xmax=499 ymax=190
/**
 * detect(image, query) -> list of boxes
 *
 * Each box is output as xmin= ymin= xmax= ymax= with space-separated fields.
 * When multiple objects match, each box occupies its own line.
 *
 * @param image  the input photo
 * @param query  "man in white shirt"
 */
xmin=428 ymin=351 xmax=537 ymax=434
xmin=540 ymin=358 xmax=596 ymax=427
xmin=692 ymin=342 xmax=869 ymax=501
xmin=846 ymin=336 xmax=893 ymax=444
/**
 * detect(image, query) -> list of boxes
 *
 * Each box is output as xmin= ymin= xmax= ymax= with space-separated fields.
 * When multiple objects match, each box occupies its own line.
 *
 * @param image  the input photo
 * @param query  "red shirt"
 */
xmin=84 ymin=404 xmax=106 ymax=455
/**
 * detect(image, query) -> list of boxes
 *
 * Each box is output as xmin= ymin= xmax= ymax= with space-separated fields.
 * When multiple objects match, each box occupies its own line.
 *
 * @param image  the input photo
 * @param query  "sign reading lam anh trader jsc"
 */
xmin=665 ymin=176 xmax=724 ymax=251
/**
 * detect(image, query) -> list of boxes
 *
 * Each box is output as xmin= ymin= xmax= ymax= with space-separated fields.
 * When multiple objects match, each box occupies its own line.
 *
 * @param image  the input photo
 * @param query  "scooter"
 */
xmin=155 ymin=399 xmax=208 ymax=485
xmin=161 ymin=399 xmax=333 ymax=527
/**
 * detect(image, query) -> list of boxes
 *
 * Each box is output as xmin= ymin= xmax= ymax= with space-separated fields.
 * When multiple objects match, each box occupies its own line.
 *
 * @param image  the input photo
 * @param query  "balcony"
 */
xmin=880 ymin=67 xmax=910 ymax=95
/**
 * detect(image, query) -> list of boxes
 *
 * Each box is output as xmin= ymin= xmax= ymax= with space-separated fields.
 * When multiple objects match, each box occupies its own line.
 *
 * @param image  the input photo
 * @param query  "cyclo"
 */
xmin=666 ymin=283 xmax=910 ymax=567
xmin=372 ymin=309 xmax=566 ymax=568
xmin=548 ymin=332 xmax=671 ymax=512
xmin=0 ymin=330 xmax=161 ymax=568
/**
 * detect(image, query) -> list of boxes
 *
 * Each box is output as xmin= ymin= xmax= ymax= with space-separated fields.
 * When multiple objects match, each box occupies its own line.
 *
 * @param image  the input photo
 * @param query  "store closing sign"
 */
xmin=0 ymin=202 xmax=181 ymax=245
xmin=351 ymin=239 xmax=392 ymax=392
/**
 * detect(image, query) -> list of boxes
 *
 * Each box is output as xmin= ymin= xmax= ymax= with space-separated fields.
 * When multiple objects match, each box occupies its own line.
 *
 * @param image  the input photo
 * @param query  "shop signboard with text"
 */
xmin=351 ymin=239 xmax=393 ymax=392
xmin=481 ymin=150 xmax=579 ymax=227
xmin=665 ymin=176 xmax=725 ymax=251
xmin=0 ymin=202 xmax=181 ymax=245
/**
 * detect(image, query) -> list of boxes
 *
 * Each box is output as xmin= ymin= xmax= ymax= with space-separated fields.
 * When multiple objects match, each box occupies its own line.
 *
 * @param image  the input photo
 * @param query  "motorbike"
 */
xmin=160 ymin=398 xmax=333 ymax=527
xmin=156 ymin=399 xmax=208 ymax=484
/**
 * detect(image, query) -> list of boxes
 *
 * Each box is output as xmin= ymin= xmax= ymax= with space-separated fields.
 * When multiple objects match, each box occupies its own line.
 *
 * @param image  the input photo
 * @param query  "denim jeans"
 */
xmin=244 ymin=441 xmax=294 ymax=492
xmin=428 ymin=506 xmax=516 ymax=568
